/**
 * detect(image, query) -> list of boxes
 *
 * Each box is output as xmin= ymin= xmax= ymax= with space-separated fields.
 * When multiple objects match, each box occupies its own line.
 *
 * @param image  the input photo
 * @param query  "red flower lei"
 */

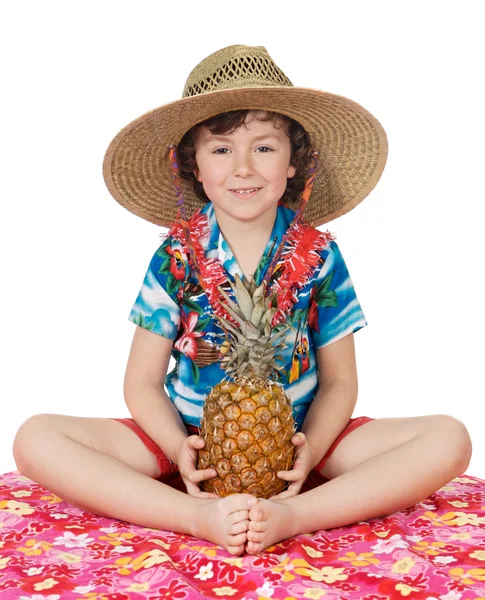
xmin=168 ymin=209 xmax=335 ymax=328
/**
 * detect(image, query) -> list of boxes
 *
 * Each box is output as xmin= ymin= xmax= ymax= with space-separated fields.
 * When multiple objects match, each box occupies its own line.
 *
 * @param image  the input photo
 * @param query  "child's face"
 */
xmin=192 ymin=111 xmax=297 ymax=225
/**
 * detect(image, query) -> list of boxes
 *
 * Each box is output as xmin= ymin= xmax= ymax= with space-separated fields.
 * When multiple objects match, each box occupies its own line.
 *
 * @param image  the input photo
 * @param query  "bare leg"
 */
xmin=13 ymin=427 xmax=257 ymax=555
xmin=246 ymin=431 xmax=468 ymax=554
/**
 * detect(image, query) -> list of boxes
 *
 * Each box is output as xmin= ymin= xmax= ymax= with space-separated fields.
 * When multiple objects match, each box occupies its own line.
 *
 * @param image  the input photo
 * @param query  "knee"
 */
xmin=430 ymin=414 xmax=473 ymax=472
xmin=12 ymin=413 xmax=57 ymax=471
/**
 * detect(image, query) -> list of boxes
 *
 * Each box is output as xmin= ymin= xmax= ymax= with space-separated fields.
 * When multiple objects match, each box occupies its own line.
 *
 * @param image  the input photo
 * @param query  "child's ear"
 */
xmin=287 ymin=165 xmax=297 ymax=178
xmin=193 ymin=167 xmax=202 ymax=182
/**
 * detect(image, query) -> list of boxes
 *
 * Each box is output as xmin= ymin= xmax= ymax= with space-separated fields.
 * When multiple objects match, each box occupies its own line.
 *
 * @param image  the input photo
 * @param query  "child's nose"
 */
xmin=233 ymin=153 xmax=254 ymax=177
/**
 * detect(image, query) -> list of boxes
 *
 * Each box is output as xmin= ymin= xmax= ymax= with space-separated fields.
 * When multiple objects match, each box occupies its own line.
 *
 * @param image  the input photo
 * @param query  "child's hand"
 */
xmin=177 ymin=435 xmax=219 ymax=499
xmin=270 ymin=432 xmax=312 ymax=500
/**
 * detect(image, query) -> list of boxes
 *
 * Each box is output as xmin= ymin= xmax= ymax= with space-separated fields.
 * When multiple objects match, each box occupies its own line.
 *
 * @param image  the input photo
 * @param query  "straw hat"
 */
xmin=103 ymin=44 xmax=388 ymax=228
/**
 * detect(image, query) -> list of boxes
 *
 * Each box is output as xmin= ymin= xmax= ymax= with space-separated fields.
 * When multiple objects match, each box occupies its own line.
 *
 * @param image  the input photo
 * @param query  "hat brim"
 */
xmin=103 ymin=86 xmax=388 ymax=228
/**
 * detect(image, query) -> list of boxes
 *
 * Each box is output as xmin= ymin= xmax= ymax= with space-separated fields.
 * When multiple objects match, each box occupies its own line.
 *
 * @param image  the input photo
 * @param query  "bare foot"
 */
xmin=246 ymin=498 xmax=298 ymax=554
xmin=193 ymin=493 xmax=258 ymax=555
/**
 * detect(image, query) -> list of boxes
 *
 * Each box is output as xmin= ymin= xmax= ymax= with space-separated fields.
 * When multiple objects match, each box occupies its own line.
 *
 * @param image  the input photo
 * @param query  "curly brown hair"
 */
xmin=176 ymin=110 xmax=312 ymax=207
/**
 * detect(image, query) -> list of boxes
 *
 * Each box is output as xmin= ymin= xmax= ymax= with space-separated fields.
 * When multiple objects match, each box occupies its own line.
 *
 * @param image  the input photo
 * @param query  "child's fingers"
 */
xmin=186 ymin=467 xmax=217 ymax=484
xmin=184 ymin=471 xmax=220 ymax=498
xmin=271 ymin=485 xmax=300 ymax=500
xmin=182 ymin=470 xmax=219 ymax=498
xmin=180 ymin=436 xmax=205 ymax=462
xmin=277 ymin=469 xmax=305 ymax=481
xmin=186 ymin=435 xmax=205 ymax=448
xmin=184 ymin=479 xmax=218 ymax=498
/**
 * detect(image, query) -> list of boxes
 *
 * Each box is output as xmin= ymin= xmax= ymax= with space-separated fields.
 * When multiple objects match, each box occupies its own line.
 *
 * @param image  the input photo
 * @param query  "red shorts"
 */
xmin=110 ymin=416 xmax=375 ymax=494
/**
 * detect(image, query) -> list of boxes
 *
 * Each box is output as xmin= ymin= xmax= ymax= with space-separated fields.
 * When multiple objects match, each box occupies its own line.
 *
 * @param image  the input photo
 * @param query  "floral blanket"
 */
xmin=1 ymin=469 xmax=485 ymax=599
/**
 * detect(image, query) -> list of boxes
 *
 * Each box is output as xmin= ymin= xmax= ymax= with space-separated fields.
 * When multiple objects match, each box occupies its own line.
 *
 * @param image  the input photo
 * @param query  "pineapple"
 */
xmin=197 ymin=273 xmax=296 ymax=499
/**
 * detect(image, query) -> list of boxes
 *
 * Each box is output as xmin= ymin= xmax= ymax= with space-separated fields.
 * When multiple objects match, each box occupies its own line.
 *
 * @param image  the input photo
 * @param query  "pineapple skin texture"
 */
xmin=197 ymin=380 xmax=296 ymax=499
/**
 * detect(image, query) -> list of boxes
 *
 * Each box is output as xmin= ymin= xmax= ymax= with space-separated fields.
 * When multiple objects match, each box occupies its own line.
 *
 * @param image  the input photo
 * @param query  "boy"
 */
xmin=13 ymin=45 xmax=472 ymax=556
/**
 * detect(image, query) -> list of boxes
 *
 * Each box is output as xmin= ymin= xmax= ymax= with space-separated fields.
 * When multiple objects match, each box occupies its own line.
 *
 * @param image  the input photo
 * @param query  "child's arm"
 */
xmin=123 ymin=325 xmax=188 ymax=465
xmin=302 ymin=332 xmax=359 ymax=469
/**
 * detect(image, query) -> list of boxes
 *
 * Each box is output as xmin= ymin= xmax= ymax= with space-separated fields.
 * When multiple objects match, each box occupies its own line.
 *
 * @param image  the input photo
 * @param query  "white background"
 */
xmin=2 ymin=1 xmax=484 ymax=478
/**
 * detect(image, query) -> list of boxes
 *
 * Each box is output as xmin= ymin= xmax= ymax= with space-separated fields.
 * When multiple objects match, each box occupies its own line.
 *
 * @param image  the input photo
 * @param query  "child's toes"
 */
xmin=227 ymin=543 xmax=245 ymax=556
xmin=228 ymin=531 xmax=247 ymax=547
xmin=247 ymin=529 xmax=264 ymax=543
xmin=249 ymin=503 xmax=266 ymax=522
xmin=231 ymin=519 xmax=249 ymax=535
xmin=246 ymin=540 xmax=264 ymax=555
xmin=225 ymin=493 xmax=258 ymax=513
xmin=230 ymin=509 xmax=249 ymax=524
xmin=249 ymin=519 xmax=267 ymax=532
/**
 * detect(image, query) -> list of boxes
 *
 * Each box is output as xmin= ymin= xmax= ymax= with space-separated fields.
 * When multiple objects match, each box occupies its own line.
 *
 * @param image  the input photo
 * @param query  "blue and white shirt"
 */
xmin=128 ymin=201 xmax=368 ymax=431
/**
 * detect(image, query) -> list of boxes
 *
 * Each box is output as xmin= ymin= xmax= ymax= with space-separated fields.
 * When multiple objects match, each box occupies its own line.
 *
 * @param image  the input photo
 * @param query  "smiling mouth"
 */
xmin=230 ymin=187 xmax=262 ymax=195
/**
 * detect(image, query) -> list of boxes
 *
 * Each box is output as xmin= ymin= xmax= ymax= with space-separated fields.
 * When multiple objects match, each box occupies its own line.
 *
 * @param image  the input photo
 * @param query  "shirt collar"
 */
xmin=198 ymin=201 xmax=296 ymax=283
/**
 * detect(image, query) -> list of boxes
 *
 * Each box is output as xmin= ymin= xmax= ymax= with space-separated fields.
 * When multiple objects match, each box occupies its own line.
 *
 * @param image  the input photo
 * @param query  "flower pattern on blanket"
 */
xmin=1 ymin=471 xmax=485 ymax=599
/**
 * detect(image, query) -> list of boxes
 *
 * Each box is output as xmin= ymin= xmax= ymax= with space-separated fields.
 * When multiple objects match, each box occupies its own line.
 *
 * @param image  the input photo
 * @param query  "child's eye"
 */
xmin=213 ymin=146 xmax=273 ymax=154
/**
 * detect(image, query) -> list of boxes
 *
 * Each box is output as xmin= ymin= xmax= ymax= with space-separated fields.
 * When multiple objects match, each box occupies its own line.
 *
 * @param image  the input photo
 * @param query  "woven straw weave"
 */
xmin=183 ymin=46 xmax=292 ymax=96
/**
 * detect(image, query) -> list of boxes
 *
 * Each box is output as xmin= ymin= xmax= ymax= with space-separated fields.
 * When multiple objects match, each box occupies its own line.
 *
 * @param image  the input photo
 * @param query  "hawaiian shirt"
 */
xmin=128 ymin=201 xmax=368 ymax=431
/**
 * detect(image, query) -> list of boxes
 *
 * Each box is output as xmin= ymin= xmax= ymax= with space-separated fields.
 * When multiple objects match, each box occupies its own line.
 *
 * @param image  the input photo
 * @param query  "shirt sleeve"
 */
xmin=309 ymin=240 xmax=368 ymax=349
xmin=127 ymin=237 xmax=185 ymax=340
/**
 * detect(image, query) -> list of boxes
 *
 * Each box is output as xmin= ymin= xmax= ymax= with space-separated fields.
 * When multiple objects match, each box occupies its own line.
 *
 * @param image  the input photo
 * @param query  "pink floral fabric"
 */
xmin=1 ymin=469 xmax=485 ymax=599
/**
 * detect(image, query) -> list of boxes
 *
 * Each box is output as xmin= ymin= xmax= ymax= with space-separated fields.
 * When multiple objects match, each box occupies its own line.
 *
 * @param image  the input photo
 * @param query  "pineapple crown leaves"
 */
xmin=214 ymin=273 xmax=288 ymax=345
xmin=212 ymin=314 xmax=288 ymax=355
xmin=211 ymin=273 xmax=291 ymax=381
xmin=218 ymin=273 xmax=276 ymax=333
